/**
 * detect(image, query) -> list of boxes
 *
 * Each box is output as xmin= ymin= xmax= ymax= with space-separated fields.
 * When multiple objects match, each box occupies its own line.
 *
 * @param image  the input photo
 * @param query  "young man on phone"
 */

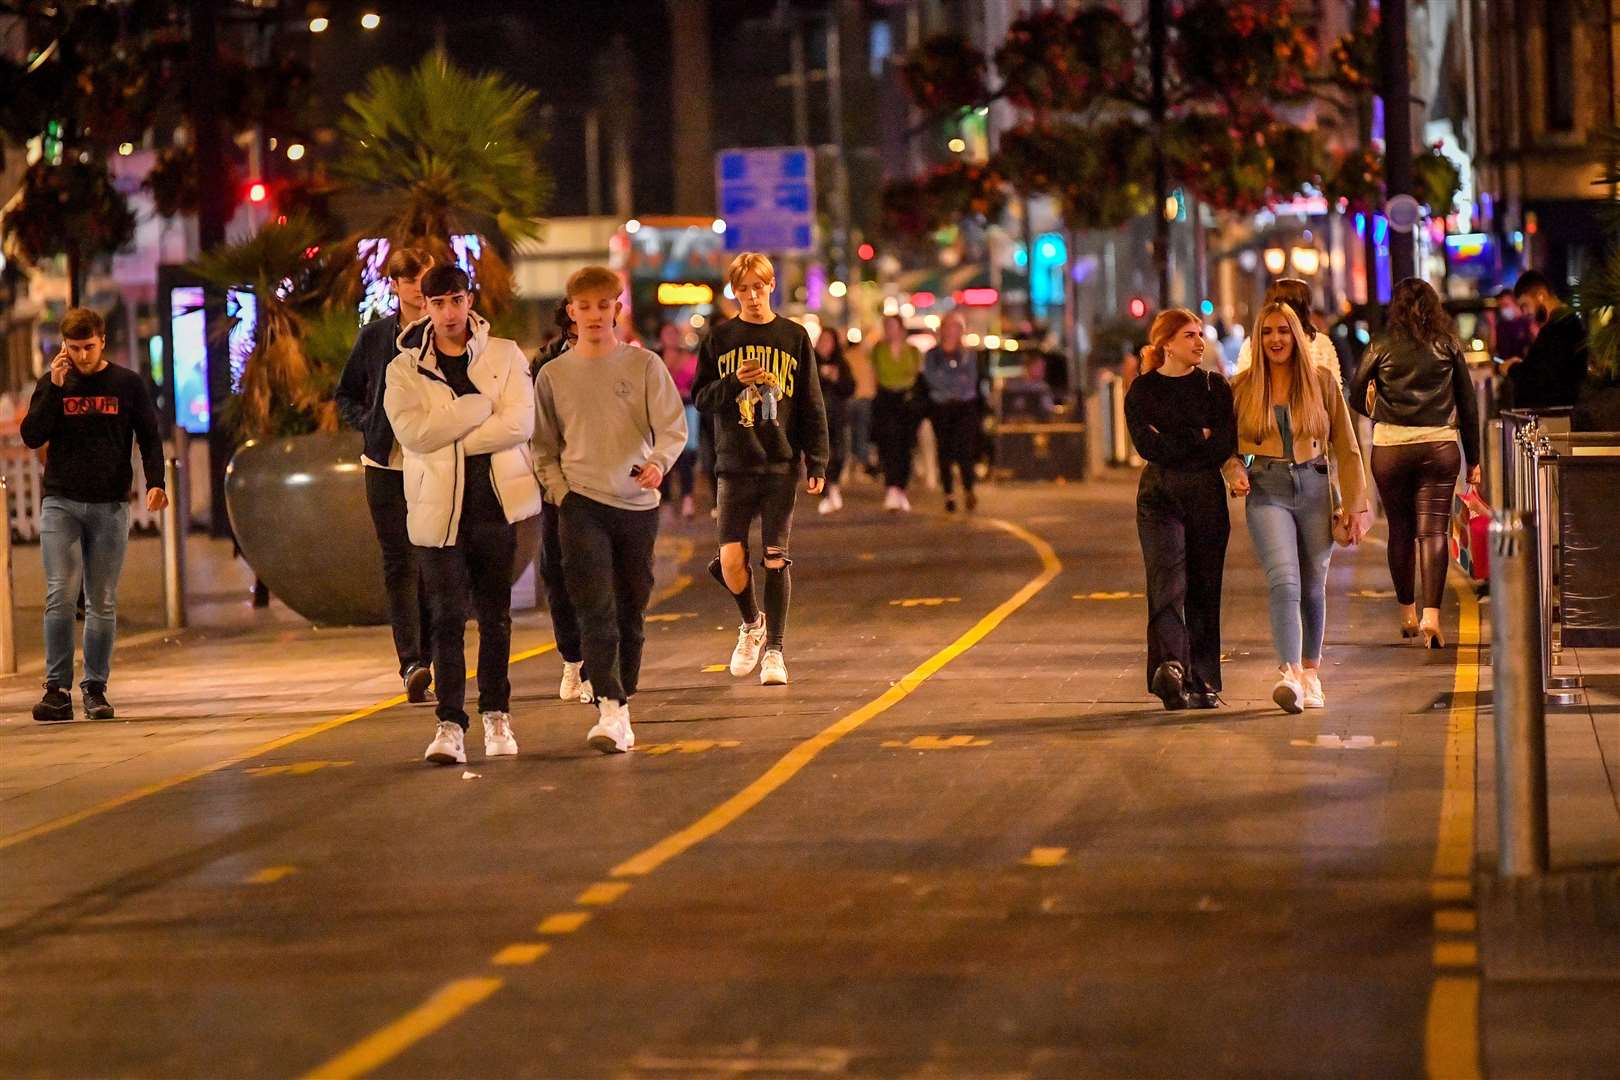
xmin=692 ymin=252 xmax=829 ymax=687
xmin=335 ymin=246 xmax=437 ymax=702
xmin=533 ymin=265 xmax=687 ymax=754
xmin=21 ymin=308 xmax=167 ymax=722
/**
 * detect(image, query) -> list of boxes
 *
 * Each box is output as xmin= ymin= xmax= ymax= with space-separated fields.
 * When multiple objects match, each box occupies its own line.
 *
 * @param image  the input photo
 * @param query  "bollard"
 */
xmin=1489 ymin=511 xmax=1550 ymax=876
xmin=161 ymin=455 xmax=188 ymax=629
xmin=1485 ymin=419 xmax=1504 ymax=511
xmin=0 ymin=477 xmax=15 ymax=675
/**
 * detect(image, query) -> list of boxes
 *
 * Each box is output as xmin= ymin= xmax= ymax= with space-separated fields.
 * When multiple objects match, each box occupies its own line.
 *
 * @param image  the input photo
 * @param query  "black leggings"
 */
xmin=930 ymin=400 xmax=978 ymax=495
xmin=1371 ymin=440 xmax=1460 ymax=609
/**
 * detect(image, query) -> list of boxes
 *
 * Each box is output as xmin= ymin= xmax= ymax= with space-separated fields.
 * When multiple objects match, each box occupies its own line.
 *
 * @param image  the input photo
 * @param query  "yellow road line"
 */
xmin=1021 ymin=847 xmax=1068 ymax=868
xmin=304 ymin=516 xmax=1059 ymax=1077
xmin=244 ymin=865 xmax=298 ymax=885
xmin=300 ymin=977 xmax=503 ymax=1080
xmin=0 ymin=544 xmax=697 ymax=855
xmin=490 ymin=944 xmax=550 ymax=967
xmin=1433 ymin=909 xmax=1477 ymax=934
xmin=611 ymin=517 xmax=1060 ymax=879
xmin=576 ymin=882 xmax=631 ymax=906
xmin=1423 ymin=574 xmax=1482 ymax=1080
xmin=536 ymin=912 xmax=591 ymax=935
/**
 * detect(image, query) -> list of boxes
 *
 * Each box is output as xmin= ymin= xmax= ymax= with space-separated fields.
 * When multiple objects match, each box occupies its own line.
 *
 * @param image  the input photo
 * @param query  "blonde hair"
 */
xmin=1232 ymin=302 xmax=1329 ymax=445
xmin=565 ymin=264 xmax=621 ymax=300
xmin=1139 ymin=308 xmax=1200 ymax=373
xmin=726 ymin=251 xmax=776 ymax=291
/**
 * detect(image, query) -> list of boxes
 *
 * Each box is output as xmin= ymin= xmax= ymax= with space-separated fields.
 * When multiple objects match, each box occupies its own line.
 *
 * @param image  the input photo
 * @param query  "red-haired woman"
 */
xmin=1125 ymin=309 xmax=1237 ymax=710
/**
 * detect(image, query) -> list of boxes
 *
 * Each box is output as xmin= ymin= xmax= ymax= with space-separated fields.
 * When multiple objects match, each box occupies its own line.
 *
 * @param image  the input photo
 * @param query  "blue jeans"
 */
xmin=41 ymin=497 xmax=131 ymax=690
xmin=1244 ymin=460 xmax=1334 ymax=666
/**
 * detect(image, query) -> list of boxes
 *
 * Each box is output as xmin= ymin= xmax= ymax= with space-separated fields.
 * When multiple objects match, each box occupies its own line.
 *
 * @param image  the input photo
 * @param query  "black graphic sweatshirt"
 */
xmin=21 ymin=363 xmax=166 ymax=503
xmin=692 ymin=316 xmax=830 ymax=478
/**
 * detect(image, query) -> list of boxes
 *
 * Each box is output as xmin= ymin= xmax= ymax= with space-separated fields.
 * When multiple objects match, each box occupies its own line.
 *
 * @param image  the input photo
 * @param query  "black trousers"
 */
xmin=1136 ymin=464 xmax=1230 ymax=693
xmin=825 ymin=400 xmax=849 ymax=485
xmin=872 ymin=387 xmax=920 ymax=489
xmin=930 ymin=400 xmax=979 ymax=495
xmin=1371 ymin=440 xmax=1460 ymax=609
xmin=559 ymin=493 xmax=660 ymax=705
xmin=539 ymin=501 xmax=582 ymax=664
xmin=419 ymin=514 xmax=516 ymax=729
xmin=364 ymin=467 xmax=432 ymax=677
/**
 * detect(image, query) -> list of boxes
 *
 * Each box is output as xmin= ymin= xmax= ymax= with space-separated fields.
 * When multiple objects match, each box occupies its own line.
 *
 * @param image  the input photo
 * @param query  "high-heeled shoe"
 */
xmin=1419 ymin=613 xmax=1445 ymax=650
xmin=1400 ymin=613 xmax=1420 ymax=640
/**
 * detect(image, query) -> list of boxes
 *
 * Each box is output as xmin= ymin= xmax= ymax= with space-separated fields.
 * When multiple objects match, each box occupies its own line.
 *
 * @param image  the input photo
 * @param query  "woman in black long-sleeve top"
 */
xmin=1125 ymin=308 xmax=1238 ymax=710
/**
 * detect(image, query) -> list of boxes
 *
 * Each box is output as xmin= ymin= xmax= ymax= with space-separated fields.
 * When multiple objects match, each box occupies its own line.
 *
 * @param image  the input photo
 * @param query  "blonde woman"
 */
xmin=1227 ymin=303 xmax=1369 ymax=713
xmin=1125 ymin=309 xmax=1237 ymax=710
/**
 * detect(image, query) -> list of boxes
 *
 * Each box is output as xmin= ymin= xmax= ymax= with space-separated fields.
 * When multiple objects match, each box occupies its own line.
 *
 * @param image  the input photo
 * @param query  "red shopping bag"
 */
xmin=1451 ymin=486 xmax=1491 ymax=582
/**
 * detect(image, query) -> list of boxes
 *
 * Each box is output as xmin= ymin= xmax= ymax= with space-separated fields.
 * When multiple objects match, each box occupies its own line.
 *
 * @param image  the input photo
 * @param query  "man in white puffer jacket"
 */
xmin=384 ymin=264 xmax=542 ymax=766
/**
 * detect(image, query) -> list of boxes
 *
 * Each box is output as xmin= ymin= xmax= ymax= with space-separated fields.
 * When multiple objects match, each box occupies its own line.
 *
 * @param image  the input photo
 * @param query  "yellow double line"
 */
xmin=301 ymin=518 xmax=1062 ymax=1080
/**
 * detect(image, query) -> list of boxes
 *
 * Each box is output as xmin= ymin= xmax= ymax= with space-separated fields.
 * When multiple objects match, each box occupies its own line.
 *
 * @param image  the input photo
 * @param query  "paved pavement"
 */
xmin=0 ymin=476 xmax=1614 ymax=1078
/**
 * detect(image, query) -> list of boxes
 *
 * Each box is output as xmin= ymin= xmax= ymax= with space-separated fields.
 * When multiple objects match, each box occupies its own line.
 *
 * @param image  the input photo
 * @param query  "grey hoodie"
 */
xmin=533 ymin=343 xmax=688 ymax=511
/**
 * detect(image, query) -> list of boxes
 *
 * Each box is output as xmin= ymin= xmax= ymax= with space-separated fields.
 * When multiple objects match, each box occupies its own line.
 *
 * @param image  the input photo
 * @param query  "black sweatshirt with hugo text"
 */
xmin=21 ymin=363 xmax=166 ymax=503
xmin=692 ymin=316 xmax=830 ymax=478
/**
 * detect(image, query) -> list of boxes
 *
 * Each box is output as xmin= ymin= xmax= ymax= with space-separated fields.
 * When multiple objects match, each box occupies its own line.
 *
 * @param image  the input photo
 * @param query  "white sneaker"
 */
xmin=729 ymin=617 xmax=767 ymax=676
xmin=760 ymin=649 xmax=788 ymax=686
xmin=1272 ymin=671 xmax=1304 ymax=714
xmin=827 ymin=485 xmax=843 ymax=511
xmin=817 ymin=494 xmax=838 ymax=515
xmin=1301 ymin=671 xmax=1326 ymax=709
xmin=481 ymin=711 xmax=518 ymax=756
xmin=894 ymin=489 xmax=911 ymax=513
xmin=883 ymin=486 xmax=902 ymax=511
xmin=423 ymin=720 xmax=466 ymax=765
xmin=559 ymin=661 xmax=584 ymax=701
xmin=578 ymin=679 xmax=595 ymax=704
xmin=587 ymin=699 xmax=634 ymax=754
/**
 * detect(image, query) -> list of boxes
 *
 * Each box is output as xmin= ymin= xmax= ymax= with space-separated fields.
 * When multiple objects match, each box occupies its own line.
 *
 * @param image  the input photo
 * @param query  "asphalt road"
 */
xmin=0 ymin=479 xmax=1504 ymax=1078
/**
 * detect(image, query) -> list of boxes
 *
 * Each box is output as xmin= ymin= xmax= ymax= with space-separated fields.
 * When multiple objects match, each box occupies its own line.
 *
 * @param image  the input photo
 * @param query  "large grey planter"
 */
xmin=225 ymin=431 xmax=540 ymax=626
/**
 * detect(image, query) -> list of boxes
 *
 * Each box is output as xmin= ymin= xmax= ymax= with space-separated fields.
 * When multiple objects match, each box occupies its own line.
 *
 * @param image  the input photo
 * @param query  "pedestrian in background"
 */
xmin=532 ymin=298 xmax=588 ymax=703
xmin=1351 ymin=277 xmax=1480 ymax=648
xmin=870 ymin=314 xmax=923 ymax=512
xmin=1228 ymin=303 xmax=1369 ymax=714
xmin=658 ymin=322 xmax=700 ymax=520
xmin=922 ymin=312 xmax=983 ymax=513
xmin=1234 ymin=278 xmax=1344 ymax=391
xmin=334 ymin=246 xmax=437 ymax=704
xmin=1502 ymin=269 xmax=1589 ymax=410
xmin=845 ymin=328 xmax=877 ymax=478
xmin=814 ymin=325 xmax=855 ymax=515
xmin=385 ymin=265 xmax=541 ymax=765
xmin=535 ymin=265 xmax=688 ymax=754
xmin=21 ymin=308 xmax=168 ymax=723
xmin=1125 ymin=309 xmax=1235 ymax=711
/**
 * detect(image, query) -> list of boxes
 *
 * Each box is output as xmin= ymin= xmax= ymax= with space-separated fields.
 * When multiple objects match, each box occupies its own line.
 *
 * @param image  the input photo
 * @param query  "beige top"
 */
xmin=1373 ymin=422 xmax=1457 ymax=446
xmin=1224 ymin=364 xmax=1370 ymax=513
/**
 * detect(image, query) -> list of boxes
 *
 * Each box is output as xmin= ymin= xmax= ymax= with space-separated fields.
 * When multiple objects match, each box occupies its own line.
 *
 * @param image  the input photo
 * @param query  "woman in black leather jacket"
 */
xmin=1351 ymin=278 xmax=1481 ymax=648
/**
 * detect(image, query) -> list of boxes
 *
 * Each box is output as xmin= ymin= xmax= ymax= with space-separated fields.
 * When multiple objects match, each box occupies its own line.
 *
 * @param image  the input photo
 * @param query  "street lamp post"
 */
xmin=1379 ymin=0 xmax=1416 ymax=283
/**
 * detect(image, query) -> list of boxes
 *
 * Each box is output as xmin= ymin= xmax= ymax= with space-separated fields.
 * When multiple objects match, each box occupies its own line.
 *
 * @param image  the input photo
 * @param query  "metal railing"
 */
xmin=0 ymin=477 xmax=15 ymax=675
xmin=1489 ymin=511 xmax=1550 ymax=877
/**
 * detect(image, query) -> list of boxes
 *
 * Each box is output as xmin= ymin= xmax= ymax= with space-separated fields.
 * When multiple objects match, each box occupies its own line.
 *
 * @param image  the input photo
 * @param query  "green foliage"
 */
xmin=999 ymin=122 xmax=1152 ymax=230
xmin=997 ymin=8 xmax=1135 ymax=117
xmin=881 ymin=161 xmax=1009 ymax=240
xmin=901 ymin=33 xmax=989 ymax=115
xmin=1414 ymin=146 xmax=1463 ymax=213
xmin=333 ymin=54 xmax=551 ymax=313
xmin=2 ymin=159 xmax=136 ymax=297
xmin=1580 ymin=126 xmax=1620 ymax=381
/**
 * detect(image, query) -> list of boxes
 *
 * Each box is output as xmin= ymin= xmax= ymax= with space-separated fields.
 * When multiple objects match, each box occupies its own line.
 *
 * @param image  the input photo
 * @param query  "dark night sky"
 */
xmin=306 ymin=0 xmax=830 ymax=219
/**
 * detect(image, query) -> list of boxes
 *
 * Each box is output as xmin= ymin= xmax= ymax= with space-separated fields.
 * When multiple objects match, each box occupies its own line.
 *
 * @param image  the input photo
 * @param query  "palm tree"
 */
xmin=187 ymin=214 xmax=336 ymax=440
xmin=333 ymin=54 xmax=552 ymax=313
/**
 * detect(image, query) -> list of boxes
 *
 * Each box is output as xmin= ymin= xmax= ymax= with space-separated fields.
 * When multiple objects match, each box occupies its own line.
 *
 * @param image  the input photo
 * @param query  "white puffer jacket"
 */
xmin=383 ymin=313 xmax=542 ymax=548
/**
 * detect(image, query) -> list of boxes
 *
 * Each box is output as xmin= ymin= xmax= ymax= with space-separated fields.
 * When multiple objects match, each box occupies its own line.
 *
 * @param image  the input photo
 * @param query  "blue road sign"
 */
xmin=715 ymin=147 xmax=816 ymax=254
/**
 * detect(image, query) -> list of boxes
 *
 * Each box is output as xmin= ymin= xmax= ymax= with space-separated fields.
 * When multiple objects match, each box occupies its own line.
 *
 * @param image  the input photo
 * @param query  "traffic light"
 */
xmin=857 ymin=242 xmax=875 ymax=261
xmin=246 ymin=180 xmax=268 ymax=204
xmin=1128 ymin=296 xmax=1149 ymax=319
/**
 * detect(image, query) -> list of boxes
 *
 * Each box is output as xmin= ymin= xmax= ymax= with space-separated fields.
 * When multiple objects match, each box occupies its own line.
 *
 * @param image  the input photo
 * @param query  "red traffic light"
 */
xmin=246 ymin=181 xmax=269 ymax=204
xmin=1128 ymin=296 xmax=1149 ymax=319
xmin=857 ymin=242 xmax=875 ymax=261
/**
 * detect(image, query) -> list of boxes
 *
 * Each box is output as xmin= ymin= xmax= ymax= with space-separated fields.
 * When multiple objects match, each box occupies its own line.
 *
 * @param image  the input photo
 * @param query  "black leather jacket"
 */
xmin=1351 ymin=330 xmax=1480 ymax=467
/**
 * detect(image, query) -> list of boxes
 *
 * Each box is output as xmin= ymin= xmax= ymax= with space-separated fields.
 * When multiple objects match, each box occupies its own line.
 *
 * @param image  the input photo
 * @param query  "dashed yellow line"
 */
xmin=536 ymin=912 xmax=591 ymax=935
xmin=1021 ymin=847 xmax=1068 ymax=868
xmin=490 ymin=944 xmax=550 ymax=967
xmin=244 ymin=866 xmax=298 ymax=885
xmin=1423 ymin=574 xmax=1482 ymax=1080
xmin=576 ymin=882 xmax=630 ymax=906
xmin=300 ymin=977 xmax=503 ymax=1080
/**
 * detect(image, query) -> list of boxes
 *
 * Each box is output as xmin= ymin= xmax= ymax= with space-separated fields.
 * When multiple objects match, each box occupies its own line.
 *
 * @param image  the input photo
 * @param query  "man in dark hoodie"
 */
xmin=692 ymin=252 xmax=829 ymax=688
xmin=1503 ymin=269 xmax=1589 ymax=410
xmin=334 ymin=246 xmax=437 ymax=702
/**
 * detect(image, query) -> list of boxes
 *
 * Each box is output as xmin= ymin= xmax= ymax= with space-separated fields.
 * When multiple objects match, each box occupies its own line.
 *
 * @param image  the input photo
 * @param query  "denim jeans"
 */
xmin=1244 ymin=459 xmax=1334 ymax=666
xmin=41 ymin=496 xmax=131 ymax=690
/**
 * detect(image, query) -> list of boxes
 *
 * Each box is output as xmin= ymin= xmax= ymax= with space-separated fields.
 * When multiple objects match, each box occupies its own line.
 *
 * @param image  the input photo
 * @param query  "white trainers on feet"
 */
xmin=423 ymin=720 xmax=466 ymax=765
xmin=578 ymin=678 xmax=595 ymax=704
xmin=587 ymin=700 xmax=634 ymax=754
xmin=894 ymin=489 xmax=912 ymax=513
xmin=1272 ymin=671 xmax=1304 ymax=714
xmin=883 ymin=486 xmax=901 ymax=511
xmin=760 ymin=649 xmax=788 ymax=686
xmin=1301 ymin=671 xmax=1325 ymax=709
xmin=729 ymin=616 xmax=767 ymax=676
xmin=559 ymin=661 xmax=584 ymax=701
xmin=481 ymin=711 xmax=518 ymax=756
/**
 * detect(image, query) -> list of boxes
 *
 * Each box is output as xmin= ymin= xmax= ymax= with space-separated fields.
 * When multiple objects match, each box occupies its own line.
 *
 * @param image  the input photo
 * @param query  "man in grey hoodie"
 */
xmin=534 ymin=265 xmax=688 ymax=754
